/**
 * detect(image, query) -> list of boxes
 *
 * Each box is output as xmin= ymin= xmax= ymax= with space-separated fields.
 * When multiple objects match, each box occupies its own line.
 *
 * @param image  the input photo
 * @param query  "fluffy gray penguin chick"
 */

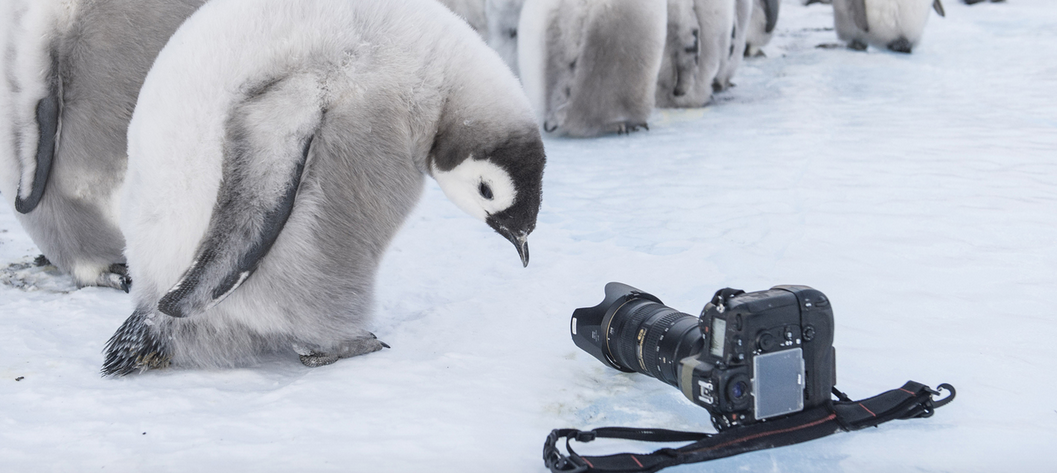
xmin=519 ymin=0 xmax=667 ymax=137
xmin=655 ymin=0 xmax=736 ymax=108
xmin=745 ymin=0 xmax=781 ymax=57
xmin=486 ymin=0 xmax=527 ymax=76
xmin=0 ymin=0 xmax=206 ymax=290
xmin=102 ymin=0 xmax=546 ymax=376
xmin=437 ymin=0 xmax=489 ymax=39
xmin=833 ymin=0 xmax=946 ymax=53
xmin=714 ymin=0 xmax=752 ymax=91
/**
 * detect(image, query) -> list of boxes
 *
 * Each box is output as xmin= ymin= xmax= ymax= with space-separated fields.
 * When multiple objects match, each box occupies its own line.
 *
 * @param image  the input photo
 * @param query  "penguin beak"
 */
xmin=497 ymin=227 xmax=530 ymax=267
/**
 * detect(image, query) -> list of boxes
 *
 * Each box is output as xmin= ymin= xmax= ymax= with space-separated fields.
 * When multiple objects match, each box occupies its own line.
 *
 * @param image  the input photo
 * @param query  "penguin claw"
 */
xmin=106 ymin=264 xmax=132 ymax=293
xmin=887 ymin=38 xmax=913 ymax=54
xmin=34 ymin=254 xmax=51 ymax=267
xmin=614 ymin=122 xmax=648 ymax=135
xmin=297 ymin=334 xmax=389 ymax=368
xmin=848 ymin=40 xmax=868 ymax=51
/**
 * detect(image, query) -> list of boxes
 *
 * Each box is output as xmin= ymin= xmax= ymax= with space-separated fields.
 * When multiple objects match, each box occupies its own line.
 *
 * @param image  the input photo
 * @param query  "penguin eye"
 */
xmin=478 ymin=182 xmax=494 ymax=200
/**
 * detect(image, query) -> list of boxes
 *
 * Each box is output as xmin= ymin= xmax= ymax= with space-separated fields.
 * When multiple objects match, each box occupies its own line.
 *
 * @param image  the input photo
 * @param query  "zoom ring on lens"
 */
xmin=641 ymin=311 xmax=686 ymax=380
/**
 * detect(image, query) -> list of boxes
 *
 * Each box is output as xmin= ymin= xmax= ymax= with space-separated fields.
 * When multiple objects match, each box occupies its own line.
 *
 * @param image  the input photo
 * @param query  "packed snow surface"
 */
xmin=1 ymin=0 xmax=1054 ymax=471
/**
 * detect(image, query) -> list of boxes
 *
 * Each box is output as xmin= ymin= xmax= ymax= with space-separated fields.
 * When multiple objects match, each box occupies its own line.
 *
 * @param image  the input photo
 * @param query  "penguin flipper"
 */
xmin=157 ymin=75 xmax=324 ymax=319
xmin=14 ymin=55 xmax=61 ymax=215
xmin=933 ymin=0 xmax=946 ymax=17
xmin=764 ymin=0 xmax=781 ymax=34
xmin=849 ymin=0 xmax=870 ymax=32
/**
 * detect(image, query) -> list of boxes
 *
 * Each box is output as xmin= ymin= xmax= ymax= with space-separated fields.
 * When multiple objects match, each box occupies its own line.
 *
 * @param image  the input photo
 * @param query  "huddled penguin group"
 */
xmin=3 ymin=0 xmax=545 ymax=375
xmin=0 ymin=0 xmax=990 ymax=375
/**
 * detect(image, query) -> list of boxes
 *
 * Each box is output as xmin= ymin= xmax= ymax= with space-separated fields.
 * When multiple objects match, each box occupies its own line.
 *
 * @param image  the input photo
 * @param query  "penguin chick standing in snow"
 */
xmin=486 ymin=0 xmax=527 ymax=76
xmin=833 ymin=0 xmax=945 ymax=53
xmin=714 ymin=0 xmax=752 ymax=91
xmin=102 ymin=0 xmax=546 ymax=375
xmin=0 ymin=0 xmax=206 ymax=290
xmin=745 ymin=0 xmax=780 ymax=57
xmin=655 ymin=0 xmax=736 ymax=108
xmin=518 ymin=0 xmax=667 ymax=137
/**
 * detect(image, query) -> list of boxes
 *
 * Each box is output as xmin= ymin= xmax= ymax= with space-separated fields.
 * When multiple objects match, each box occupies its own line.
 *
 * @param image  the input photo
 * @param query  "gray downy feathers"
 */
xmin=0 ymin=0 xmax=207 ymax=290
xmin=656 ymin=0 xmax=736 ymax=108
xmin=526 ymin=0 xmax=667 ymax=137
xmin=102 ymin=0 xmax=546 ymax=376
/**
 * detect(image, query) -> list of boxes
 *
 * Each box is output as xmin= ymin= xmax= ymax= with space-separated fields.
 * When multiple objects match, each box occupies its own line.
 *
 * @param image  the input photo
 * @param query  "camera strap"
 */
xmin=543 ymin=381 xmax=955 ymax=473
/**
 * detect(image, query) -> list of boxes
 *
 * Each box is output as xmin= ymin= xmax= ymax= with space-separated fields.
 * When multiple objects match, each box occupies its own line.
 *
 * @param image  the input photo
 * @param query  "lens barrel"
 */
xmin=571 ymin=283 xmax=704 ymax=389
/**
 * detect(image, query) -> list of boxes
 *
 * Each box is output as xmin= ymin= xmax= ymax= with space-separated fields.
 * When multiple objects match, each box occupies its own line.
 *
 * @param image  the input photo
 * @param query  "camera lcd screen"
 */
xmin=753 ymin=348 xmax=805 ymax=420
xmin=710 ymin=318 xmax=726 ymax=357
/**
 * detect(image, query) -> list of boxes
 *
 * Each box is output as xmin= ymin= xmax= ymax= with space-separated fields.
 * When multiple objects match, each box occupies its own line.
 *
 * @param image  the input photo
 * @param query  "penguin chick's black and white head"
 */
xmin=431 ymin=129 xmax=545 ymax=267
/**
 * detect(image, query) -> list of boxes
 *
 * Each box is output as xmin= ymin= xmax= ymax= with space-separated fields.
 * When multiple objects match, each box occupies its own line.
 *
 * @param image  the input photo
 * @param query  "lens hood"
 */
xmin=570 ymin=282 xmax=662 ymax=371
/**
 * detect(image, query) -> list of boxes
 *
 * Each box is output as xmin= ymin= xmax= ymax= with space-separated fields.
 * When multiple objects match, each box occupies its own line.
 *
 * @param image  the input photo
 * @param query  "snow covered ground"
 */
xmin=2 ymin=0 xmax=1055 ymax=471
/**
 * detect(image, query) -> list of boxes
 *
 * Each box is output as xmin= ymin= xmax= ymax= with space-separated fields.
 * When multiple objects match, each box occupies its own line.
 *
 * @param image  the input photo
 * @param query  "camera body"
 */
xmin=571 ymin=283 xmax=836 ymax=431
xmin=686 ymin=286 xmax=835 ymax=429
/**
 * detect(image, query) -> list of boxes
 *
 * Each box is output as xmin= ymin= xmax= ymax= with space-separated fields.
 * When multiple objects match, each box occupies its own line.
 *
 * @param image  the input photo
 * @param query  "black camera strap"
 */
xmin=543 ymin=381 xmax=955 ymax=473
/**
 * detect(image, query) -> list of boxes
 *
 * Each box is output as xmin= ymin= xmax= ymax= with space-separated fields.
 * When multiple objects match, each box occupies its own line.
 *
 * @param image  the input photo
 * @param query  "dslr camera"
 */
xmin=571 ymin=283 xmax=836 ymax=430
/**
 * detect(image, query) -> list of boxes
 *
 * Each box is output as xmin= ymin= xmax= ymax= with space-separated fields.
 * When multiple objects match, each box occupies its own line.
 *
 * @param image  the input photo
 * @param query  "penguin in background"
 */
xmin=714 ymin=0 xmax=752 ymax=91
xmin=656 ymin=0 xmax=735 ymax=108
xmin=102 ymin=0 xmax=546 ymax=375
xmin=486 ymin=0 xmax=527 ymax=76
xmin=0 ymin=0 xmax=206 ymax=290
xmin=833 ymin=0 xmax=946 ymax=53
xmin=745 ymin=0 xmax=781 ymax=57
xmin=437 ymin=0 xmax=489 ymax=38
xmin=518 ymin=0 xmax=668 ymax=137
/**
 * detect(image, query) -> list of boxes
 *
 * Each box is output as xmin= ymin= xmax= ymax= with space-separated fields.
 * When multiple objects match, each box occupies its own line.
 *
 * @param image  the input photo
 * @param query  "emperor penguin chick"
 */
xmin=745 ymin=0 xmax=781 ymax=57
xmin=714 ymin=0 xmax=752 ymax=91
xmin=655 ymin=0 xmax=736 ymax=108
xmin=102 ymin=0 xmax=546 ymax=375
xmin=0 ymin=0 xmax=206 ymax=290
xmin=519 ymin=0 xmax=667 ymax=137
xmin=833 ymin=0 xmax=946 ymax=53
xmin=486 ymin=0 xmax=528 ymax=76
xmin=437 ymin=0 xmax=489 ymax=39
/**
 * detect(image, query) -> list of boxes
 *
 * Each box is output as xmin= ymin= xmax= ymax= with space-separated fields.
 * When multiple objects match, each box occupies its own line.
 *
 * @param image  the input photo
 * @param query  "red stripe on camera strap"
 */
xmin=543 ymin=381 xmax=955 ymax=473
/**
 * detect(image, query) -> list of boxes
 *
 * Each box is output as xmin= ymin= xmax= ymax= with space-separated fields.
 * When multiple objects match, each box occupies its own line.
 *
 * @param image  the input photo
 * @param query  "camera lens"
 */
xmin=571 ymin=283 xmax=704 ymax=389
xmin=608 ymin=302 xmax=697 ymax=383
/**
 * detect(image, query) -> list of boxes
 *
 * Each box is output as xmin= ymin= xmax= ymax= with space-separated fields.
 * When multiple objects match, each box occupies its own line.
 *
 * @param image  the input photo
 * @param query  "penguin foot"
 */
xmin=34 ymin=254 xmax=52 ymax=267
xmin=613 ymin=122 xmax=648 ymax=135
xmin=297 ymin=333 xmax=389 ymax=368
xmin=848 ymin=40 xmax=868 ymax=51
xmin=815 ymin=43 xmax=846 ymax=49
xmin=887 ymin=38 xmax=913 ymax=54
xmin=99 ymin=264 xmax=132 ymax=293
xmin=963 ymin=0 xmax=986 ymax=4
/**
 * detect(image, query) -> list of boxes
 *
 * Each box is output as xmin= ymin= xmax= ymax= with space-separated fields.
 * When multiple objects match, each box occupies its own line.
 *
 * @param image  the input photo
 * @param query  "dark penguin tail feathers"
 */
xmin=102 ymin=308 xmax=171 ymax=376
